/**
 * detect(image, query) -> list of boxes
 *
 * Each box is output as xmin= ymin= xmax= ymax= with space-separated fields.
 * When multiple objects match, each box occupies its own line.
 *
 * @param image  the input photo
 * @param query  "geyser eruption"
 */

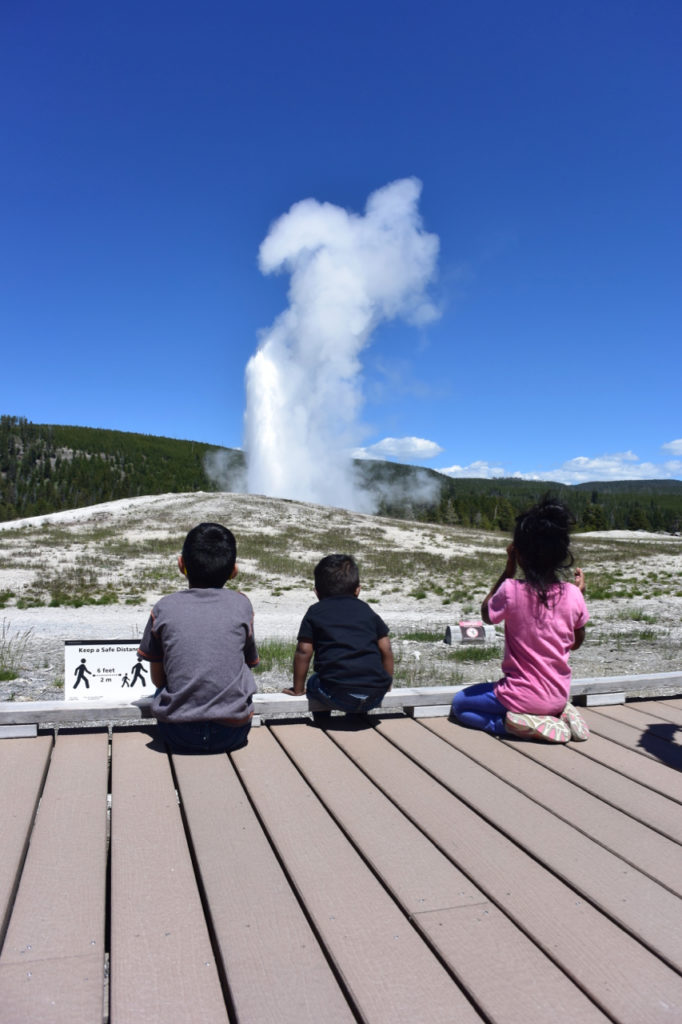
xmin=244 ymin=177 xmax=440 ymax=509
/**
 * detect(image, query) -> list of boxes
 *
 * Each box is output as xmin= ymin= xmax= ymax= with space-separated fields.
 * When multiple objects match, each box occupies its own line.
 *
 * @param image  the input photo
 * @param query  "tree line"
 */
xmin=2 ymin=415 xmax=681 ymax=533
xmin=0 ymin=416 xmax=217 ymax=521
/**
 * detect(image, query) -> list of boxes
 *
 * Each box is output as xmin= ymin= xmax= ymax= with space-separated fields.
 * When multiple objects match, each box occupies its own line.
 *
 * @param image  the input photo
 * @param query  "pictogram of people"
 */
xmin=121 ymin=673 xmax=131 ymax=688
xmin=129 ymin=657 xmax=148 ymax=688
xmin=73 ymin=658 xmax=93 ymax=689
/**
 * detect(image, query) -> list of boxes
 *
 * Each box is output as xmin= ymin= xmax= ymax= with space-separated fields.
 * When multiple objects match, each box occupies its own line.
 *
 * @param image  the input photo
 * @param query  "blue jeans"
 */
xmin=306 ymin=673 xmax=387 ymax=714
xmin=156 ymin=719 xmax=251 ymax=754
xmin=450 ymin=681 xmax=507 ymax=736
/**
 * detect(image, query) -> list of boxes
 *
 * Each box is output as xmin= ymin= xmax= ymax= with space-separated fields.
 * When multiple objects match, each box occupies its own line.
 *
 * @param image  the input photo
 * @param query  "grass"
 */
xmin=399 ymin=628 xmax=446 ymax=642
xmin=253 ymin=638 xmax=297 ymax=675
xmin=615 ymin=607 xmax=657 ymax=624
xmin=450 ymin=645 xmax=499 ymax=663
xmin=0 ymin=619 xmax=33 ymax=680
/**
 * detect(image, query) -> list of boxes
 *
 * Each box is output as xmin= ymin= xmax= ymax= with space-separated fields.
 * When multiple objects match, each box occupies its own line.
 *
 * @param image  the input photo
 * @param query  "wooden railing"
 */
xmin=0 ymin=671 xmax=680 ymax=735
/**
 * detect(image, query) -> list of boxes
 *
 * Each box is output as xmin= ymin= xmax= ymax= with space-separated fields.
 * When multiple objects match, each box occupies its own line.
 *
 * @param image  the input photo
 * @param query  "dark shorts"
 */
xmin=156 ymin=718 xmax=251 ymax=754
xmin=306 ymin=673 xmax=388 ymax=713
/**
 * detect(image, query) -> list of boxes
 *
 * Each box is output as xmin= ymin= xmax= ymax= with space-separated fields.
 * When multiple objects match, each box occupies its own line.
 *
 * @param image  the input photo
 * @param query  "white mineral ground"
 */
xmin=1 ymin=491 xmax=681 ymax=700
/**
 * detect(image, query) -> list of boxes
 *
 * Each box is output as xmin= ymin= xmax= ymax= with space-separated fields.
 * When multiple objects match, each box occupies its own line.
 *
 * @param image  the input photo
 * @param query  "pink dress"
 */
xmin=487 ymin=579 xmax=589 ymax=715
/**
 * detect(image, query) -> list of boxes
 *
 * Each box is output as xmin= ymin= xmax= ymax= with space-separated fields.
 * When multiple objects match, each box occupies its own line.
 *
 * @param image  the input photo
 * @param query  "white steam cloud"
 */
xmin=244 ymin=178 xmax=439 ymax=509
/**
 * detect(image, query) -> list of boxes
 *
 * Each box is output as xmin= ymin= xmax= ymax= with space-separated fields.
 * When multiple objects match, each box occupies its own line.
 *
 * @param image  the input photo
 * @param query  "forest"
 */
xmin=2 ymin=415 xmax=681 ymax=533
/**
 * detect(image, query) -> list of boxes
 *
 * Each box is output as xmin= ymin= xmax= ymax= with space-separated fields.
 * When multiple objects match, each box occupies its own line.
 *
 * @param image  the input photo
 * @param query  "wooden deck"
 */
xmin=0 ymin=699 xmax=681 ymax=1023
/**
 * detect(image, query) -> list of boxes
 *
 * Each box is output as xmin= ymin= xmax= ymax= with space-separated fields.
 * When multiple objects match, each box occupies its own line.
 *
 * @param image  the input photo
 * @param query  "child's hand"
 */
xmin=574 ymin=568 xmax=585 ymax=592
xmin=281 ymin=687 xmax=304 ymax=697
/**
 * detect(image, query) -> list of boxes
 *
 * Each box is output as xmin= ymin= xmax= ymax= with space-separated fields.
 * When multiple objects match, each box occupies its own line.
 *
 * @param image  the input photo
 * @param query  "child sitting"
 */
xmin=138 ymin=522 xmax=259 ymax=753
xmin=283 ymin=553 xmax=394 ymax=714
xmin=450 ymin=497 xmax=589 ymax=743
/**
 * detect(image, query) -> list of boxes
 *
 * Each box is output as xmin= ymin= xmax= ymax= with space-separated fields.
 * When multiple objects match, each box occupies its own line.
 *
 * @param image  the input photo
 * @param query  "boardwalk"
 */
xmin=0 ymin=700 xmax=681 ymax=1023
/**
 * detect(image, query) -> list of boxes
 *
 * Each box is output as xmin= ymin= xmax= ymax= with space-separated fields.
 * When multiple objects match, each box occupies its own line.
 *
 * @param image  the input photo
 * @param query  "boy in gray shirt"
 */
xmin=138 ymin=522 xmax=259 ymax=753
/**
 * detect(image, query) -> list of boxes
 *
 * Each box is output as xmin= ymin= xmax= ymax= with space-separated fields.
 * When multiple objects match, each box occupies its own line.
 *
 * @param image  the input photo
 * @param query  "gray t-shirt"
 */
xmin=139 ymin=587 xmax=258 ymax=722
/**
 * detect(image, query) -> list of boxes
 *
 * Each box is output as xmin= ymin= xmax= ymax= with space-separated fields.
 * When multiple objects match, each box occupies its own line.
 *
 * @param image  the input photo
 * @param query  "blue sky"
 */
xmin=2 ymin=0 xmax=681 ymax=486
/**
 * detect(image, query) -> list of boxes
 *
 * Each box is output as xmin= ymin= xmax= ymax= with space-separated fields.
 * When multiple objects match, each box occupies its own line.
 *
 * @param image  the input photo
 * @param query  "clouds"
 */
xmin=435 ymin=440 xmax=682 ymax=484
xmin=354 ymin=436 xmax=443 ymax=461
xmin=439 ymin=460 xmax=506 ymax=479
xmin=354 ymin=435 xmax=682 ymax=484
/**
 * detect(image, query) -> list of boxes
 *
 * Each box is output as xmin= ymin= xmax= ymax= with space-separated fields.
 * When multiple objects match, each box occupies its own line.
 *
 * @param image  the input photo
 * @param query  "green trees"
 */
xmin=1 ymin=415 xmax=681 ymax=531
xmin=0 ymin=416 xmax=223 ymax=521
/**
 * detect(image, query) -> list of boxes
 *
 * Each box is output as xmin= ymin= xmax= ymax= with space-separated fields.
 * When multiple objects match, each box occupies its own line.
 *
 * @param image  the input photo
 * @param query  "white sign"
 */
xmin=64 ymin=640 xmax=149 ymax=702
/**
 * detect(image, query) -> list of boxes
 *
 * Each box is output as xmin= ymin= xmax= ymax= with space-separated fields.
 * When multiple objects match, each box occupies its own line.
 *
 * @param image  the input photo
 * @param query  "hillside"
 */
xmin=2 ymin=415 xmax=682 ymax=532
xmin=1 ymin=490 xmax=681 ymax=701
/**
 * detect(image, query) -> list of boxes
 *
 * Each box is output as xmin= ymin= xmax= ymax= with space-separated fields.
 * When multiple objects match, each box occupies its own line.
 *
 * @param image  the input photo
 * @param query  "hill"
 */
xmin=1 ymin=490 xmax=681 ymax=701
xmin=2 ymin=415 xmax=682 ymax=533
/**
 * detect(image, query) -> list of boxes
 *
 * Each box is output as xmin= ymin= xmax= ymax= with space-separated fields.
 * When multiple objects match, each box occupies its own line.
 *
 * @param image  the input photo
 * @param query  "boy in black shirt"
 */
xmin=283 ymin=554 xmax=394 ymax=713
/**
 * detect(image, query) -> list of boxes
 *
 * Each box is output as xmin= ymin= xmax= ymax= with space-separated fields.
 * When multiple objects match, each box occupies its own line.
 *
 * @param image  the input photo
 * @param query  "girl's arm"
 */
xmin=571 ymin=568 xmax=586 ymax=649
xmin=481 ymin=543 xmax=517 ymax=624
xmin=571 ymin=626 xmax=586 ymax=650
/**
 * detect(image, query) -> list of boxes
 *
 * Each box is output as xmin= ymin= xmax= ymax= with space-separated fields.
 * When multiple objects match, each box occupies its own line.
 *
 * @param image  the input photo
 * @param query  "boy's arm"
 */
xmin=378 ymin=635 xmax=394 ymax=689
xmin=149 ymin=660 xmax=166 ymax=689
xmin=481 ymin=543 xmax=516 ymax=624
xmin=282 ymin=640 xmax=313 ymax=696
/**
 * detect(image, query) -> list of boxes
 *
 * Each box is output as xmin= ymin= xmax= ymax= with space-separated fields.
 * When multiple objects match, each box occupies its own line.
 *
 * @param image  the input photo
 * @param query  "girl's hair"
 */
xmin=513 ymin=496 xmax=575 ymax=605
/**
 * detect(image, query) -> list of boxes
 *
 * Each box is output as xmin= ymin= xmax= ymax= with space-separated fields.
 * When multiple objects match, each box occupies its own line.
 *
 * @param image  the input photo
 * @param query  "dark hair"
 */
xmin=182 ymin=522 xmax=237 ymax=588
xmin=513 ymin=496 xmax=575 ymax=604
xmin=314 ymin=554 xmax=360 ymax=599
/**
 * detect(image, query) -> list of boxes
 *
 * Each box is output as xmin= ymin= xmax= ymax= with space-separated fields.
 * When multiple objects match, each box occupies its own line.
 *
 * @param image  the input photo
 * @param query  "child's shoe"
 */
xmin=561 ymin=701 xmax=590 ymax=741
xmin=505 ymin=711 xmax=570 ymax=743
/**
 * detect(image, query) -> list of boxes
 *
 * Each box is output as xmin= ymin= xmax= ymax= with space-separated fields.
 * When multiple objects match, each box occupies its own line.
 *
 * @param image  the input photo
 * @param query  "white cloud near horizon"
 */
xmin=439 ymin=460 xmax=506 ymax=479
xmin=436 ymin=448 xmax=682 ymax=484
xmin=355 ymin=436 xmax=444 ymax=461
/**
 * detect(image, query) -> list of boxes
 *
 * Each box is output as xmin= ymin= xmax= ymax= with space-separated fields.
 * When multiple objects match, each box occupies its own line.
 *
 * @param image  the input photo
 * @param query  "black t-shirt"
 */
xmin=298 ymin=595 xmax=391 ymax=695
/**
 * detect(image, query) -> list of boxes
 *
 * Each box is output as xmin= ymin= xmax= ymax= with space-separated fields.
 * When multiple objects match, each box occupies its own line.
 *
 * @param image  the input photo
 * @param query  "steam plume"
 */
xmin=243 ymin=178 xmax=439 ymax=509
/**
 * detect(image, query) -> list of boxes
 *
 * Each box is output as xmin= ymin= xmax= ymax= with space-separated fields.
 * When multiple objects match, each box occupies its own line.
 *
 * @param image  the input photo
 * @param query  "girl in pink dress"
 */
xmin=450 ymin=497 xmax=589 ymax=743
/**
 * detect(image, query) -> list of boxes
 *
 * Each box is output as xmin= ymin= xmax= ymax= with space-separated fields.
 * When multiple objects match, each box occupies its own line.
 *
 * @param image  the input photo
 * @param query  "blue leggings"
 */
xmin=450 ymin=681 xmax=507 ymax=736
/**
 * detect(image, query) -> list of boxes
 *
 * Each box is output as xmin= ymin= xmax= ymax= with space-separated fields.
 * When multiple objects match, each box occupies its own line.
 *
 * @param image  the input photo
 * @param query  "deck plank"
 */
xmin=628 ymin=701 xmax=682 ymax=727
xmin=233 ymin=725 xmax=478 ymax=1024
xmin=584 ymin=707 xmax=682 ymax=769
xmin=412 ymin=717 xmax=682 ymax=969
xmin=273 ymin=721 xmax=608 ymax=1024
xmin=491 ymin=736 xmax=682 ymax=845
xmin=426 ymin=719 xmax=682 ymax=897
xmin=601 ymin=703 xmax=682 ymax=735
xmin=172 ymin=750 xmax=354 ymax=1024
xmin=0 ymin=732 xmax=108 ymax=1024
xmin=367 ymin=717 xmax=682 ymax=1021
xmin=0 ymin=736 xmax=52 ymax=947
xmin=109 ymin=730 xmax=228 ymax=1024
xmin=569 ymin=730 xmax=682 ymax=802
